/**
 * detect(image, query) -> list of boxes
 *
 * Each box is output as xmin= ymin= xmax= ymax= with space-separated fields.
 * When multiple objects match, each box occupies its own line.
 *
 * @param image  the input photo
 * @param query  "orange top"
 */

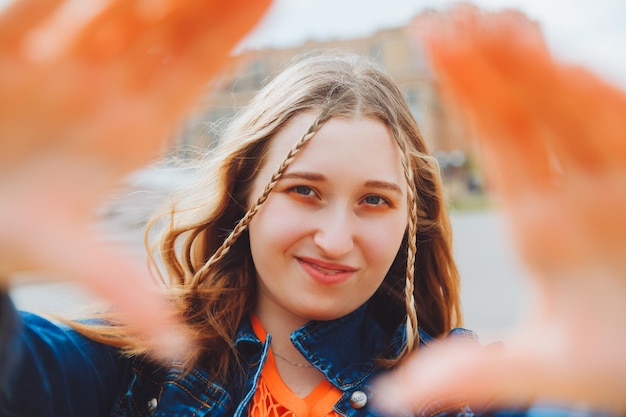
xmin=248 ymin=316 xmax=343 ymax=417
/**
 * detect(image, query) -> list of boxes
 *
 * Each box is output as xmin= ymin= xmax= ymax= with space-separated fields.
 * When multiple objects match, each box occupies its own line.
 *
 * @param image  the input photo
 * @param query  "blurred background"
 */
xmin=10 ymin=0 xmax=626 ymax=341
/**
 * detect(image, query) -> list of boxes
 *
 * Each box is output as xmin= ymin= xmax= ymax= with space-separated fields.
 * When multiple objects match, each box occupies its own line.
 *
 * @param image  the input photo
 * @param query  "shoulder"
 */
xmin=114 ymin=358 xmax=234 ymax=416
xmin=418 ymin=327 xmax=480 ymax=346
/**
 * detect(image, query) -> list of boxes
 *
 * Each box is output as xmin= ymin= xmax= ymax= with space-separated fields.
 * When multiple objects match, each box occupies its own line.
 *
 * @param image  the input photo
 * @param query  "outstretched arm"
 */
xmin=376 ymin=5 xmax=626 ymax=413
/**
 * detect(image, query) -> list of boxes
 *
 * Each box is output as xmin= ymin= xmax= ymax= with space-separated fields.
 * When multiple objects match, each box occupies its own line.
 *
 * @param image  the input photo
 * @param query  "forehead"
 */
xmin=263 ymin=112 xmax=406 ymax=189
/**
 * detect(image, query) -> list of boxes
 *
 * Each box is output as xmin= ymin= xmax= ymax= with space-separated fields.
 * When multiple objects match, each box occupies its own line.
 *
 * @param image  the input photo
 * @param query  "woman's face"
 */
xmin=248 ymin=112 xmax=408 ymax=326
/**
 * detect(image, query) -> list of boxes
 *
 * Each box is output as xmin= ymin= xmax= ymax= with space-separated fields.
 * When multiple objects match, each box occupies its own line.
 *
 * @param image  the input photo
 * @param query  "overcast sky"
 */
xmin=241 ymin=0 xmax=626 ymax=90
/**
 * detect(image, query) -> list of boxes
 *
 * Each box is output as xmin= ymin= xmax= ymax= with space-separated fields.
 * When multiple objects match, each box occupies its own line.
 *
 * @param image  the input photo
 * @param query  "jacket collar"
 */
xmin=232 ymin=304 xmax=443 ymax=389
xmin=291 ymin=304 xmax=397 ymax=389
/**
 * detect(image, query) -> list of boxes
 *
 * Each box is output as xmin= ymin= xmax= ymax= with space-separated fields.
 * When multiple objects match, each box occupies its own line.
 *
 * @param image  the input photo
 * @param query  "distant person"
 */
xmin=1 ymin=2 xmax=625 ymax=416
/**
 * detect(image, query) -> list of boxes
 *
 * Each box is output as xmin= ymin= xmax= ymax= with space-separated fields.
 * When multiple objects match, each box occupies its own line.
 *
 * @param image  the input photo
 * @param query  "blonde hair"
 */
xmin=77 ymin=51 xmax=462 ymax=382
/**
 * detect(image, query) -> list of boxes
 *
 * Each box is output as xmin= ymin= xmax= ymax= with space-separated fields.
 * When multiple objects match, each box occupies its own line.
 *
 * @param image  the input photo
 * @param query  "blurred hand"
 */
xmin=0 ymin=0 xmax=271 ymax=359
xmin=375 ymin=5 xmax=626 ymax=413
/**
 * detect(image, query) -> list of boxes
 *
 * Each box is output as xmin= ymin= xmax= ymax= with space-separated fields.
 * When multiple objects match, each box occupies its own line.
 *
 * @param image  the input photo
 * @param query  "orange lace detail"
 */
xmin=248 ymin=316 xmax=342 ymax=417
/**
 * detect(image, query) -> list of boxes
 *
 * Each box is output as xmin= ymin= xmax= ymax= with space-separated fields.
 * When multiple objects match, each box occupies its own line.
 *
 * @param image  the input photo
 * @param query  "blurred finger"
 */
xmin=27 ymin=222 xmax=195 ymax=362
xmin=413 ymin=9 xmax=556 ymax=199
xmin=422 ymin=6 xmax=626 ymax=174
xmin=473 ymin=15 xmax=626 ymax=173
xmin=373 ymin=340 xmax=532 ymax=412
xmin=67 ymin=0 xmax=271 ymax=74
xmin=546 ymin=67 xmax=626 ymax=170
xmin=0 ymin=0 xmax=63 ymax=55
xmin=56 ymin=229 xmax=194 ymax=362
xmin=0 ymin=159 xmax=192 ymax=361
xmin=373 ymin=337 xmax=626 ymax=414
xmin=66 ymin=1 xmax=154 ymax=64
xmin=23 ymin=0 xmax=114 ymax=62
xmin=60 ymin=0 xmax=271 ymax=174
xmin=145 ymin=0 xmax=273 ymax=111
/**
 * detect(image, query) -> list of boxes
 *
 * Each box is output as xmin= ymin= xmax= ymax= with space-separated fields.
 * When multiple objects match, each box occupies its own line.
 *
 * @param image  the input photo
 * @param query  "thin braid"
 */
xmin=194 ymin=111 xmax=332 ymax=282
xmin=393 ymin=129 xmax=420 ymax=354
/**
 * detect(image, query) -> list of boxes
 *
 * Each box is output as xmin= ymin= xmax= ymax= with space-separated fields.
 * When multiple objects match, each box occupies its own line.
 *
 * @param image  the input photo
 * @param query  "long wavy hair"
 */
xmin=76 ymin=51 xmax=462 ymax=383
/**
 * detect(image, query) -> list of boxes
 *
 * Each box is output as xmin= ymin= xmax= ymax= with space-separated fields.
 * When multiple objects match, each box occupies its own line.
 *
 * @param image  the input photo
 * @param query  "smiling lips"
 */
xmin=297 ymin=256 xmax=358 ymax=285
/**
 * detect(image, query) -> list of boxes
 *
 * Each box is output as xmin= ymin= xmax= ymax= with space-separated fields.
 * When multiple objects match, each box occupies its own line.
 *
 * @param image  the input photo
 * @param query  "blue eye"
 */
xmin=363 ymin=195 xmax=388 ymax=206
xmin=293 ymin=186 xmax=315 ymax=196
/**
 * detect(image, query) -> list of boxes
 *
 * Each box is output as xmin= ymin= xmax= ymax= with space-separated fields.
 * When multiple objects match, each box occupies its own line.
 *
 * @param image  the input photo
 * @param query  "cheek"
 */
xmin=360 ymin=217 xmax=407 ymax=271
xmin=248 ymin=198 xmax=309 ymax=256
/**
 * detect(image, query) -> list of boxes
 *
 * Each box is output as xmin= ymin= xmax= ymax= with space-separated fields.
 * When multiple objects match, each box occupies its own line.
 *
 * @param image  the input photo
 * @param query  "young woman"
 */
xmin=2 ymin=2 xmax=626 ymax=416
xmin=2 ymin=50 xmax=468 ymax=416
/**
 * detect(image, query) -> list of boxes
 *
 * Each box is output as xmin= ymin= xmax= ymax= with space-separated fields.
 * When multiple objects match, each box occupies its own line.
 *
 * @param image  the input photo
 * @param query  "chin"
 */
xmin=298 ymin=307 xmax=355 ymax=323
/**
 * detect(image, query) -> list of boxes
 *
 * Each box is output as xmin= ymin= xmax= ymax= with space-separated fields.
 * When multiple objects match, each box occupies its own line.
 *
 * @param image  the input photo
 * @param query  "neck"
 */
xmin=254 ymin=304 xmax=307 ymax=360
xmin=254 ymin=303 xmax=325 ymax=397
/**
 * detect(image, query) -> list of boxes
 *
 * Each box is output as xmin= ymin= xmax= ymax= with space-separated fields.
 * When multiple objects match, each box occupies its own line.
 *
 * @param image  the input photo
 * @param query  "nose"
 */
xmin=312 ymin=206 xmax=355 ymax=259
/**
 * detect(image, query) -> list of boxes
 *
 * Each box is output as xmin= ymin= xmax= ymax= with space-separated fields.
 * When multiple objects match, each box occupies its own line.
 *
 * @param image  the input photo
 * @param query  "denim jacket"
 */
xmin=1 ymin=291 xmax=476 ymax=417
xmin=0 ymin=293 xmax=594 ymax=417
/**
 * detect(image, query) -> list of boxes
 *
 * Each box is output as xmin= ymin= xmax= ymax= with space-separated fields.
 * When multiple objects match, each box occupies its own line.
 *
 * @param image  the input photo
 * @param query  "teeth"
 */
xmin=309 ymin=262 xmax=344 ymax=275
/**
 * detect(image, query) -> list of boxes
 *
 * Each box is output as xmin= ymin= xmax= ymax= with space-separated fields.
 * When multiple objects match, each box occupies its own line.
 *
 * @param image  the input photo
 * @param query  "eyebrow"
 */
xmin=280 ymin=172 xmax=325 ymax=181
xmin=281 ymin=172 xmax=403 ymax=195
xmin=364 ymin=180 xmax=403 ymax=195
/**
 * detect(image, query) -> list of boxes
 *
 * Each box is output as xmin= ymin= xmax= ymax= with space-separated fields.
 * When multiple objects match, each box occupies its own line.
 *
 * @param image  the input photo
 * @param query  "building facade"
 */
xmin=172 ymin=18 xmax=482 ymax=201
